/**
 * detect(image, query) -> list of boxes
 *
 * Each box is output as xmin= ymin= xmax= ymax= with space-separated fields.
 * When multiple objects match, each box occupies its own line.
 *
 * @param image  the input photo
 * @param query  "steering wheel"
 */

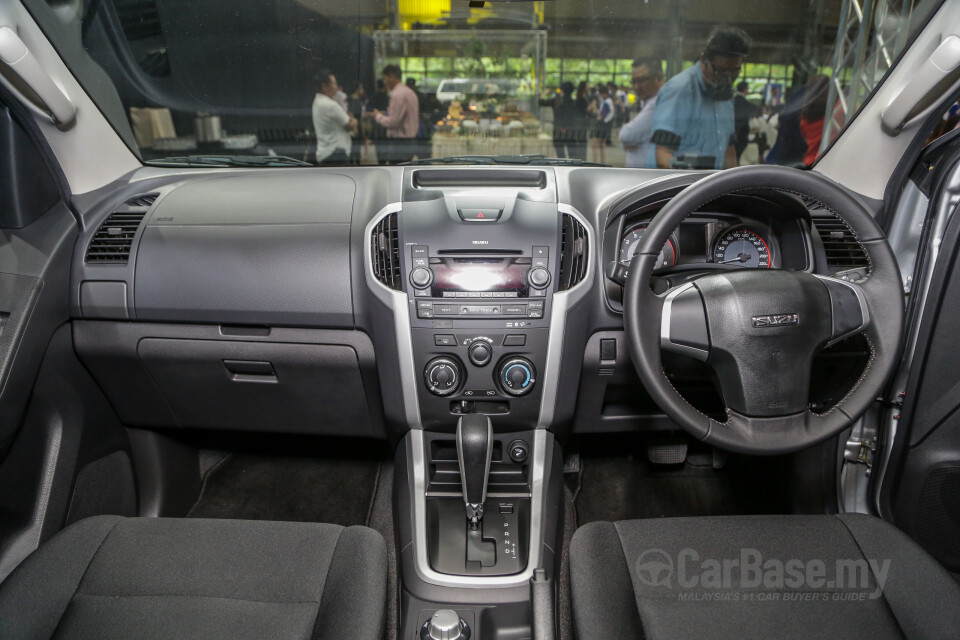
xmin=624 ymin=165 xmax=904 ymax=454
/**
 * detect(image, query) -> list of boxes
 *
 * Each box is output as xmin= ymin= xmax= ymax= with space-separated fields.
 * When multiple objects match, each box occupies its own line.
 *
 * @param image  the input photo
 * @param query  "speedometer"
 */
xmin=712 ymin=227 xmax=771 ymax=268
xmin=620 ymin=224 xmax=677 ymax=270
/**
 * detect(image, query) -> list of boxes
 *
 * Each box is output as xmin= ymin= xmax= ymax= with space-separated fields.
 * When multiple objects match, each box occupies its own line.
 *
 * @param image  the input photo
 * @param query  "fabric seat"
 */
xmin=570 ymin=514 xmax=960 ymax=640
xmin=0 ymin=516 xmax=387 ymax=640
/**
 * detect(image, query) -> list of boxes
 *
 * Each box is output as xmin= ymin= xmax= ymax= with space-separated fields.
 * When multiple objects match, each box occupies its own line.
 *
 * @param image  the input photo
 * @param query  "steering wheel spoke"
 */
xmin=816 ymin=274 xmax=871 ymax=344
xmin=660 ymin=282 xmax=710 ymax=361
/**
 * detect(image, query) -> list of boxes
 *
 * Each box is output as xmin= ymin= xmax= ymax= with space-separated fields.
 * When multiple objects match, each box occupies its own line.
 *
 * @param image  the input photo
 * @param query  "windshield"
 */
xmin=26 ymin=0 xmax=940 ymax=169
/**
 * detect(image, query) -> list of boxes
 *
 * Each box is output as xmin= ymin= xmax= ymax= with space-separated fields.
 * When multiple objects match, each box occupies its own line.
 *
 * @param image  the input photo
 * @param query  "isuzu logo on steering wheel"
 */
xmin=752 ymin=313 xmax=799 ymax=328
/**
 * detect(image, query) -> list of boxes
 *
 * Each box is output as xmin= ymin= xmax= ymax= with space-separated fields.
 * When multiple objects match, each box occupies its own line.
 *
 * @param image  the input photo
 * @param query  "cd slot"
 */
xmin=435 ymin=249 xmax=524 ymax=255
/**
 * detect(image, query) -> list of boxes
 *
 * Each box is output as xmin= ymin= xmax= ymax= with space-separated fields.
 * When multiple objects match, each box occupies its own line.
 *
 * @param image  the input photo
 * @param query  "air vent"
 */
xmin=371 ymin=213 xmax=402 ymax=290
xmin=559 ymin=214 xmax=588 ymax=290
xmin=85 ymin=194 xmax=157 ymax=264
xmin=125 ymin=193 xmax=158 ymax=208
xmin=413 ymin=170 xmax=546 ymax=189
xmin=811 ymin=214 xmax=870 ymax=270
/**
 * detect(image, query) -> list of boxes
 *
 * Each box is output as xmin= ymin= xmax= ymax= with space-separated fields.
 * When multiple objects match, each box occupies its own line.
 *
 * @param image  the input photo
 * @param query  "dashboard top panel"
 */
xmin=146 ymin=172 xmax=357 ymax=225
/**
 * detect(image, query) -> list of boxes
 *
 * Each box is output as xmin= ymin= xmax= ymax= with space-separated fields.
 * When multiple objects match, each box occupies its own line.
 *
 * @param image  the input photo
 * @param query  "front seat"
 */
xmin=0 ymin=516 xmax=387 ymax=640
xmin=570 ymin=514 xmax=960 ymax=639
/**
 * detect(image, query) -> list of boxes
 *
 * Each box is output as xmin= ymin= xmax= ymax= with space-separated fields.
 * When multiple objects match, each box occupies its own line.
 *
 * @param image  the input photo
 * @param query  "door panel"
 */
xmin=0 ymin=96 xmax=74 ymax=457
xmin=0 ymin=90 xmax=136 ymax=581
xmin=885 ymin=137 xmax=960 ymax=571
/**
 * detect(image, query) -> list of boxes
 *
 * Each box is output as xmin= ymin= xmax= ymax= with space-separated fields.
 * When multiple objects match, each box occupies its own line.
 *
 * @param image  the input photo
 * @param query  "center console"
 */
xmin=401 ymin=189 xmax=562 ymax=432
xmin=366 ymin=169 xmax=592 ymax=639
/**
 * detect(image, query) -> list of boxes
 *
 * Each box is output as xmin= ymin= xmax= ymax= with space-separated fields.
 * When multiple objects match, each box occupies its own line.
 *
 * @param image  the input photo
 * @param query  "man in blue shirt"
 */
xmin=619 ymin=57 xmax=664 ymax=168
xmin=649 ymin=26 xmax=751 ymax=170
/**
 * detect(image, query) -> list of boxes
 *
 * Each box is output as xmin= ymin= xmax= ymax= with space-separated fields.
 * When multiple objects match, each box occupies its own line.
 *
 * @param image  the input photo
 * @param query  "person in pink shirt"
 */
xmin=368 ymin=65 xmax=420 ymax=163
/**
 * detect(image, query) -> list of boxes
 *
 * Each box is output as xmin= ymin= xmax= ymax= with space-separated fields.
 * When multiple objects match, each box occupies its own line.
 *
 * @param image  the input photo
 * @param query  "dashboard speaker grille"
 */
xmin=372 ymin=212 xmax=402 ymax=290
xmin=559 ymin=214 xmax=588 ymax=290
xmin=811 ymin=213 xmax=869 ymax=270
xmin=85 ymin=194 xmax=157 ymax=264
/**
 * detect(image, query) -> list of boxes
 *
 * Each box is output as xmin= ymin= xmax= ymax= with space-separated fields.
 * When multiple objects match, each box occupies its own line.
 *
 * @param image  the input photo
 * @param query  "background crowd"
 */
xmin=312 ymin=25 xmax=848 ymax=169
xmin=547 ymin=25 xmax=838 ymax=170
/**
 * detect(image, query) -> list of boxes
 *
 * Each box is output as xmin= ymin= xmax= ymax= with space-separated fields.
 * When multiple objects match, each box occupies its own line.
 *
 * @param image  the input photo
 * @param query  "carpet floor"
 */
xmin=570 ymin=436 xmax=789 ymax=526
xmin=187 ymin=454 xmax=382 ymax=526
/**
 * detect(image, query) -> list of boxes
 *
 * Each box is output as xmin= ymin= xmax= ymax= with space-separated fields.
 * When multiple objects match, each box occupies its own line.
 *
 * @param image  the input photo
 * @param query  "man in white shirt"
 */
xmin=312 ymin=69 xmax=357 ymax=165
xmin=619 ymin=58 xmax=664 ymax=168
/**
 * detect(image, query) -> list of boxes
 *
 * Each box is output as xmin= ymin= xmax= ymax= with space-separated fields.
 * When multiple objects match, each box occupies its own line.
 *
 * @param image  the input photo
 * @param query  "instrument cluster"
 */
xmin=618 ymin=216 xmax=780 ymax=272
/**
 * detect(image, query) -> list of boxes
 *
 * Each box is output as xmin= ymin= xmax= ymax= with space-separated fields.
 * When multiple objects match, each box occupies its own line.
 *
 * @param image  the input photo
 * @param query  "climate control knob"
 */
xmin=467 ymin=340 xmax=493 ymax=367
xmin=497 ymin=357 xmax=536 ymax=397
xmin=528 ymin=267 xmax=551 ymax=289
xmin=410 ymin=267 xmax=434 ymax=289
xmin=424 ymin=357 xmax=463 ymax=397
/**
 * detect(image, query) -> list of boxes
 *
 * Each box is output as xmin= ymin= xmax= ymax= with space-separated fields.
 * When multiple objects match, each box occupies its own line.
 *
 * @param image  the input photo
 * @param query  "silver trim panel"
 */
xmin=410 ymin=428 xmax=550 ymax=588
xmin=660 ymin=282 xmax=710 ymax=361
xmin=363 ymin=202 xmax=423 ymax=428
xmin=538 ymin=203 xmax=595 ymax=429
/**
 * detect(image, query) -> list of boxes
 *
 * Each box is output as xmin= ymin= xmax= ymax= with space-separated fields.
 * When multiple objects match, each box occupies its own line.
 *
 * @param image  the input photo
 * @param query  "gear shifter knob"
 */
xmin=456 ymin=414 xmax=493 ymax=530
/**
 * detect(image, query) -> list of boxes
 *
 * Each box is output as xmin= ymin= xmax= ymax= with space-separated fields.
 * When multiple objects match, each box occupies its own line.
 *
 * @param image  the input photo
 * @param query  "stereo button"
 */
xmin=528 ymin=267 xmax=551 ymax=289
xmin=410 ymin=267 xmax=433 ymax=289
xmin=434 ymin=304 xmax=459 ymax=315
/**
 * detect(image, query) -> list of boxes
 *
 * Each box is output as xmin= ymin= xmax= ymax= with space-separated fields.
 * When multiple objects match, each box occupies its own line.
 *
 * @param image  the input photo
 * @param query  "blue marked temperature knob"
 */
xmin=498 ymin=357 xmax=536 ymax=397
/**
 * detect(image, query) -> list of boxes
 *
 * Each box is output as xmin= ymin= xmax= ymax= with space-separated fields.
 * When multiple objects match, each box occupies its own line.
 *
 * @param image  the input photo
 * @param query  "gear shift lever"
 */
xmin=456 ymin=414 xmax=493 ymax=531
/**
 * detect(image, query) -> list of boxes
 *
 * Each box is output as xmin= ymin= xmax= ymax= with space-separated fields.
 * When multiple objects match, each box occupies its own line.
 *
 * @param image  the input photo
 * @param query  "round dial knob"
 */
xmin=424 ymin=357 xmax=463 ymax=397
xmin=467 ymin=340 xmax=493 ymax=367
xmin=528 ymin=267 xmax=551 ymax=289
xmin=497 ymin=357 xmax=536 ymax=396
xmin=420 ymin=609 xmax=469 ymax=640
xmin=410 ymin=267 xmax=434 ymax=289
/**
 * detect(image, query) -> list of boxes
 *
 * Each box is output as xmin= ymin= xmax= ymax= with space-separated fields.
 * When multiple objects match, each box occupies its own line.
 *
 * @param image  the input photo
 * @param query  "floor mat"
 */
xmin=367 ymin=462 xmax=399 ymax=640
xmin=558 ymin=486 xmax=577 ymax=640
xmin=572 ymin=443 xmax=787 ymax=525
xmin=187 ymin=454 xmax=381 ymax=526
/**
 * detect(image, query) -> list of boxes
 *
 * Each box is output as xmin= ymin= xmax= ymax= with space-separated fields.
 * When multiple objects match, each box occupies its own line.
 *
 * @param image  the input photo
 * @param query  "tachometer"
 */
xmin=620 ymin=224 xmax=677 ymax=270
xmin=712 ymin=227 xmax=771 ymax=268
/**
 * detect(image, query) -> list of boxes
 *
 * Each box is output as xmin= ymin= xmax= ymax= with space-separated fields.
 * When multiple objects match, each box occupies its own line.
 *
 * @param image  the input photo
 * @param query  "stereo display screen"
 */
xmin=431 ymin=258 xmax=530 ymax=297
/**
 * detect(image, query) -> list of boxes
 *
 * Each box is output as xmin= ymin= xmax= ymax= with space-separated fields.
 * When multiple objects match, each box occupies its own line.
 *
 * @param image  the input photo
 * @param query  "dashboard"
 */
xmin=66 ymin=166 xmax=862 ymax=438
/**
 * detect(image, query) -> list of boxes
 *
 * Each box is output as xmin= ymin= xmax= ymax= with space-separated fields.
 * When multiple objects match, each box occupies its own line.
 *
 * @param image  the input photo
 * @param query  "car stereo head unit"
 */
xmin=408 ymin=245 xmax=553 ymax=319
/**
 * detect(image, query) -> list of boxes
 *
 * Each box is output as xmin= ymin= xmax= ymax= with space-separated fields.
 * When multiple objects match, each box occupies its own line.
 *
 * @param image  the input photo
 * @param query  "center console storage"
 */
xmin=395 ymin=427 xmax=564 ymax=640
xmin=423 ymin=426 xmax=533 ymax=578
